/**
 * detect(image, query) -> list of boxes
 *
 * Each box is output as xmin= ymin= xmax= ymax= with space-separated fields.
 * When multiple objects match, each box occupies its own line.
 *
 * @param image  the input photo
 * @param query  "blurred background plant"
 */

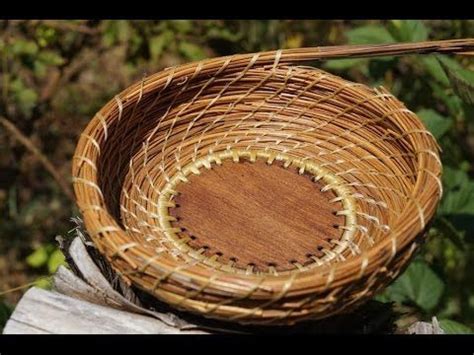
xmin=1 ymin=19 xmax=474 ymax=333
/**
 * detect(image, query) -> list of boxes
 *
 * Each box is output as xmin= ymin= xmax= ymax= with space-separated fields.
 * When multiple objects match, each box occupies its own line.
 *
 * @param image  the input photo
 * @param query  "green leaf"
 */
xmin=11 ymin=39 xmax=38 ymax=56
xmin=149 ymin=31 xmax=173 ymax=61
xmin=33 ymin=61 xmax=47 ymax=77
xmin=10 ymin=78 xmax=39 ymax=117
xmin=440 ymin=184 xmax=474 ymax=215
xmin=178 ymin=42 xmax=207 ymax=61
xmin=434 ymin=217 xmax=466 ymax=251
xmin=420 ymin=56 xmax=449 ymax=86
xmin=439 ymin=319 xmax=474 ymax=334
xmin=102 ymin=20 xmax=130 ymax=47
xmin=416 ymin=109 xmax=452 ymax=139
xmin=323 ymin=58 xmax=368 ymax=71
xmin=429 ymin=80 xmax=464 ymax=116
xmin=206 ymin=27 xmax=242 ymax=42
xmin=115 ymin=20 xmax=131 ymax=43
xmin=442 ymin=165 xmax=470 ymax=190
xmin=396 ymin=20 xmax=429 ymax=42
xmin=47 ymin=249 xmax=66 ymax=274
xmin=346 ymin=26 xmax=396 ymax=62
xmin=16 ymin=88 xmax=38 ymax=117
xmin=170 ymin=20 xmax=192 ymax=34
xmin=38 ymin=50 xmax=65 ymax=66
xmin=347 ymin=25 xmax=395 ymax=45
xmin=437 ymin=55 xmax=474 ymax=105
xmin=34 ymin=277 xmax=52 ymax=290
xmin=381 ymin=260 xmax=444 ymax=312
xmin=436 ymin=54 xmax=466 ymax=72
xmin=26 ymin=245 xmax=50 ymax=268
xmin=439 ymin=167 xmax=474 ymax=215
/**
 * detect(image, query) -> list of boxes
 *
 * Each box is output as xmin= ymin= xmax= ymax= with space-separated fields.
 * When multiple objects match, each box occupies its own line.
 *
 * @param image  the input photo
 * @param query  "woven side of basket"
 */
xmin=72 ymin=39 xmax=474 ymax=325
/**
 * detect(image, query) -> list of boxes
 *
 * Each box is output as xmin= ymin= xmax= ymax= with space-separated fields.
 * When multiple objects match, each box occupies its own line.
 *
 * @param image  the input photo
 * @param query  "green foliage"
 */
xmin=420 ymin=55 xmax=451 ymax=86
xmin=391 ymin=20 xmax=428 ymax=42
xmin=346 ymin=25 xmax=395 ymax=45
xmin=417 ymin=109 xmax=452 ymax=139
xmin=23 ymin=244 xmax=63 ymax=293
xmin=439 ymin=167 xmax=474 ymax=216
xmin=378 ymin=260 xmax=445 ymax=312
xmin=170 ymin=20 xmax=193 ymax=34
xmin=206 ymin=26 xmax=242 ymax=43
xmin=178 ymin=42 xmax=207 ymax=61
xmin=34 ymin=277 xmax=53 ymax=290
xmin=10 ymin=39 xmax=38 ymax=56
xmin=437 ymin=55 xmax=474 ymax=105
xmin=439 ymin=319 xmax=474 ymax=334
xmin=149 ymin=31 xmax=173 ymax=61
xmin=47 ymin=249 xmax=66 ymax=274
xmin=26 ymin=244 xmax=53 ymax=268
xmin=26 ymin=244 xmax=65 ymax=274
xmin=9 ymin=78 xmax=38 ymax=118
xmin=325 ymin=23 xmax=397 ymax=69
xmin=37 ymin=50 xmax=65 ymax=67
xmin=102 ymin=20 xmax=131 ymax=47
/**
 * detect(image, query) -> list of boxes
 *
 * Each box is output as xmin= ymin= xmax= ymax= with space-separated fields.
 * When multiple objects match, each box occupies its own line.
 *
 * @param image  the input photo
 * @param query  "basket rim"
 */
xmin=70 ymin=41 xmax=453 ymax=323
xmin=73 ymin=62 xmax=440 ymax=283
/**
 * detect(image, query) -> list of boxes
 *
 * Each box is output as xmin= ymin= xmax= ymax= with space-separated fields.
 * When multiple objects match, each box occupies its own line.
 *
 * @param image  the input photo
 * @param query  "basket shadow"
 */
xmin=134 ymin=287 xmax=396 ymax=334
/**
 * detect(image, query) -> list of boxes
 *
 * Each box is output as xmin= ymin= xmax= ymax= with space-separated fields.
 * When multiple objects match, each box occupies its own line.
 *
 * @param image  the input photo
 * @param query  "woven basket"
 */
xmin=72 ymin=39 xmax=474 ymax=325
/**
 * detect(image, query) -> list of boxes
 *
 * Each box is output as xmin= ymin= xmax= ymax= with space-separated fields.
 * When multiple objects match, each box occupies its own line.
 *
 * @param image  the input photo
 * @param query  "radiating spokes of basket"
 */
xmin=72 ymin=39 xmax=474 ymax=325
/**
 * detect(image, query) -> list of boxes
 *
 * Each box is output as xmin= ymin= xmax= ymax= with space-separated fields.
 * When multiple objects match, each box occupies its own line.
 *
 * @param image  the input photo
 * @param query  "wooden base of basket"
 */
xmin=169 ymin=157 xmax=345 ymax=273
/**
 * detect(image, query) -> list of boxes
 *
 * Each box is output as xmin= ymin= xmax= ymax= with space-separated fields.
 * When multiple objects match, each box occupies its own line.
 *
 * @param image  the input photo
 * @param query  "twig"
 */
xmin=0 ymin=276 xmax=51 ymax=297
xmin=271 ymin=38 xmax=474 ymax=63
xmin=0 ymin=116 xmax=74 ymax=201
xmin=41 ymin=20 xmax=99 ymax=36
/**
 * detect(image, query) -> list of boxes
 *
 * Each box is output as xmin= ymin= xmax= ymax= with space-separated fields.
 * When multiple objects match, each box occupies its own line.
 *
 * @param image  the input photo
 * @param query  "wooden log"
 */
xmin=3 ymin=235 xmax=209 ymax=334
xmin=406 ymin=318 xmax=444 ymax=335
xmin=3 ymin=287 xmax=206 ymax=334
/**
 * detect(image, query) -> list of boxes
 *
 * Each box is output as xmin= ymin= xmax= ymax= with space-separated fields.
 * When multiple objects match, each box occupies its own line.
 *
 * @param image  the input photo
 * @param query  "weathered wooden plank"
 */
xmin=3 ymin=235 xmax=208 ymax=334
xmin=3 ymin=287 xmax=206 ymax=334
xmin=406 ymin=318 xmax=444 ymax=335
xmin=54 ymin=237 xmax=199 ymax=329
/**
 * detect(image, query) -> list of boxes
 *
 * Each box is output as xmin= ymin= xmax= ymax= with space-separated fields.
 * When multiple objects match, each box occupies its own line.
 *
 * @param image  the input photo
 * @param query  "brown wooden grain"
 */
xmin=170 ymin=159 xmax=344 ymax=272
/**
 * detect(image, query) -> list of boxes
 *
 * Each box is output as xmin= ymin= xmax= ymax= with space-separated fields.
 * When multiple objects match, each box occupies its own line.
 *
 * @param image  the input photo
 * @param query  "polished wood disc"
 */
xmin=170 ymin=159 xmax=344 ymax=272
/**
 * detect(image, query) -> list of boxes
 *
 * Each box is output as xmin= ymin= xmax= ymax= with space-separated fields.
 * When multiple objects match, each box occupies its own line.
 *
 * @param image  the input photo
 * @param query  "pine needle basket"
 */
xmin=72 ymin=39 xmax=474 ymax=325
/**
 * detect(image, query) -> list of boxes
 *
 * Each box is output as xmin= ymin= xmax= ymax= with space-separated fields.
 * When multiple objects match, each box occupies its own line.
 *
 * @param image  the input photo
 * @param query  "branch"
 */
xmin=0 ymin=116 xmax=74 ymax=201
xmin=40 ymin=20 xmax=99 ymax=35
